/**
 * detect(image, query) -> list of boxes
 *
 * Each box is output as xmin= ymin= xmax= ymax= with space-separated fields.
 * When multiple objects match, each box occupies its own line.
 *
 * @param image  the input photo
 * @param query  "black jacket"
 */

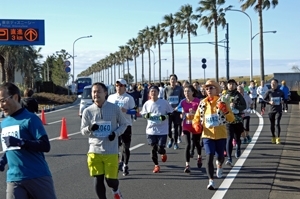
xmin=21 ymin=97 xmax=39 ymax=113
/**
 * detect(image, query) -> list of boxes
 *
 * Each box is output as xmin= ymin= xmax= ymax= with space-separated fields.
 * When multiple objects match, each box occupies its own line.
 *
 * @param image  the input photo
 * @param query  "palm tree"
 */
xmin=137 ymin=32 xmax=146 ymax=83
xmin=197 ymin=0 xmax=227 ymax=82
xmin=240 ymin=0 xmax=279 ymax=81
xmin=175 ymin=4 xmax=200 ymax=83
xmin=151 ymin=24 xmax=165 ymax=83
xmin=119 ymin=45 xmax=132 ymax=83
xmin=161 ymin=13 xmax=176 ymax=74
xmin=140 ymin=26 xmax=154 ymax=83
xmin=127 ymin=38 xmax=139 ymax=84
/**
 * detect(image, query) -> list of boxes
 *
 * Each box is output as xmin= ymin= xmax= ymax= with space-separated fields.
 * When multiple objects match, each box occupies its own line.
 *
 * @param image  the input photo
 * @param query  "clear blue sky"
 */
xmin=2 ymin=0 xmax=299 ymax=82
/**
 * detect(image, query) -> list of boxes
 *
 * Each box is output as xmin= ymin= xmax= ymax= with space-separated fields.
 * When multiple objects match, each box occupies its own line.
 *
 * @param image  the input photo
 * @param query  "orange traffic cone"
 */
xmin=59 ymin=117 xmax=69 ymax=140
xmin=41 ymin=109 xmax=46 ymax=125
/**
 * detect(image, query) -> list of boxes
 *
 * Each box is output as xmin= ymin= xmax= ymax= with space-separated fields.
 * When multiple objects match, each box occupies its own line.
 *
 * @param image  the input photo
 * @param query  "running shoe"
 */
xmin=190 ymin=150 xmax=194 ymax=158
xmin=271 ymin=137 xmax=276 ymax=144
xmin=242 ymin=138 xmax=248 ymax=144
xmin=276 ymin=137 xmax=281 ymax=144
xmin=246 ymin=135 xmax=252 ymax=143
xmin=122 ymin=165 xmax=129 ymax=176
xmin=167 ymin=139 xmax=174 ymax=148
xmin=284 ymin=110 xmax=287 ymax=113
xmin=225 ymin=159 xmax=233 ymax=167
xmin=174 ymin=143 xmax=179 ymax=150
xmin=184 ymin=165 xmax=191 ymax=173
xmin=161 ymin=154 xmax=167 ymax=162
xmin=232 ymin=139 xmax=236 ymax=147
xmin=153 ymin=165 xmax=160 ymax=173
xmin=177 ymin=137 xmax=182 ymax=143
xmin=113 ymin=190 xmax=123 ymax=199
xmin=207 ymin=180 xmax=215 ymax=190
xmin=235 ymin=149 xmax=241 ymax=158
xmin=118 ymin=162 xmax=123 ymax=171
xmin=216 ymin=160 xmax=223 ymax=178
xmin=197 ymin=157 xmax=202 ymax=168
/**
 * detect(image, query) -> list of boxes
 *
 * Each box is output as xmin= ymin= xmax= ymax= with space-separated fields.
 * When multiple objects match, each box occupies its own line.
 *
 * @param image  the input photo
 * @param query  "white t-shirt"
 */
xmin=257 ymin=85 xmax=269 ymax=99
xmin=248 ymin=86 xmax=258 ymax=99
xmin=140 ymin=99 xmax=173 ymax=135
xmin=107 ymin=92 xmax=135 ymax=126
xmin=243 ymin=93 xmax=253 ymax=117
xmin=158 ymin=87 xmax=164 ymax=99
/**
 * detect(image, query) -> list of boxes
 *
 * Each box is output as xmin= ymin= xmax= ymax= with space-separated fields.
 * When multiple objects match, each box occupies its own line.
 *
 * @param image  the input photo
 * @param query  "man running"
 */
xmin=257 ymin=80 xmax=269 ymax=115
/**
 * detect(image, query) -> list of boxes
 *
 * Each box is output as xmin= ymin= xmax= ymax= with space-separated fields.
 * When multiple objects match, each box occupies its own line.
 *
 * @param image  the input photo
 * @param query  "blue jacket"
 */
xmin=280 ymin=85 xmax=289 ymax=99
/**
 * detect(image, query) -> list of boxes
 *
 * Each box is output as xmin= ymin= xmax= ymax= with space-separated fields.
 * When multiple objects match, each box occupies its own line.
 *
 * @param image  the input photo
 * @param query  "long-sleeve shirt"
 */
xmin=263 ymin=88 xmax=285 ymax=113
xmin=81 ymin=101 xmax=127 ymax=154
xmin=164 ymin=85 xmax=185 ymax=108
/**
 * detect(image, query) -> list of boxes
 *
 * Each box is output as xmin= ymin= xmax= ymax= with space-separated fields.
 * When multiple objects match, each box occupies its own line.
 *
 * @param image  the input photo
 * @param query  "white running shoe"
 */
xmin=207 ymin=180 xmax=215 ymax=190
xmin=216 ymin=160 xmax=223 ymax=178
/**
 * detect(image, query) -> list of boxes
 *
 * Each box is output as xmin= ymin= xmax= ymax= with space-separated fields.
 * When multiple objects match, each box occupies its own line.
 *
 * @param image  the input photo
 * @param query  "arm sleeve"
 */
xmin=81 ymin=109 xmax=92 ymax=136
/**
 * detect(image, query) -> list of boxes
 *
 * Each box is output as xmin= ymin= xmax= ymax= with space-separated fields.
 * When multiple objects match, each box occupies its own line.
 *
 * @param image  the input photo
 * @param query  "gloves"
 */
xmin=0 ymin=154 xmax=7 ymax=172
xmin=217 ymin=101 xmax=229 ymax=114
xmin=159 ymin=115 xmax=168 ymax=121
xmin=192 ymin=123 xmax=203 ymax=133
xmin=126 ymin=109 xmax=137 ymax=115
xmin=144 ymin=113 xmax=151 ymax=119
xmin=3 ymin=136 xmax=23 ymax=147
xmin=108 ymin=132 xmax=116 ymax=141
xmin=89 ymin=123 xmax=99 ymax=131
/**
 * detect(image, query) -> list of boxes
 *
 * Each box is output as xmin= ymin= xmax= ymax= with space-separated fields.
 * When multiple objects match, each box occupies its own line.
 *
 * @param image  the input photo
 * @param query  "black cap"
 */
xmin=227 ymin=79 xmax=237 ymax=85
xmin=149 ymin=85 xmax=159 ymax=92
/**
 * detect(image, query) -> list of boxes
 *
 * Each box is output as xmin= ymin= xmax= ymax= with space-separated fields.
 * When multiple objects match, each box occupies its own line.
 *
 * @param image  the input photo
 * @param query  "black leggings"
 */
xmin=151 ymin=144 xmax=166 ymax=165
xmin=183 ymin=131 xmax=202 ymax=162
xmin=94 ymin=175 xmax=119 ymax=199
xmin=226 ymin=123 xmax=244 ymax=160
xmin=119 ymin=126 xmax=132 ymax=165
xmin=260 ymin=101 xmax=266 ymax=111
xmin=252 ymin=98 xmax=257 ymax=110
xmin=206 ymin=154 xmax=224 ymax=179
xmin=268 ymin=112 xmax=282 ymax=137
xmin=168 ymin=112 xmax=181 ymax=142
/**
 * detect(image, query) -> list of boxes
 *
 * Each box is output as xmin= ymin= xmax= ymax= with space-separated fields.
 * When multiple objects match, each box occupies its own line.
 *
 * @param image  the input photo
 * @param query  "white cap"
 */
xmin=116 ymin=79 xmax=127 ymax=85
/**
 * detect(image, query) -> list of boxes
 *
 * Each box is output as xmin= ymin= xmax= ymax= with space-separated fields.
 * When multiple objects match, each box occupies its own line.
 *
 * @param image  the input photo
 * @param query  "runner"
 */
xmin=257 ymin=80 xmax=269 ymax=115
xmin=263 ymin=79 xmax=285 ymax=144
xmin=280 ymin=80 xmax=290 ymax=113
xmin=237 ymin=85 xmax=253 ymax=144
xmin=140 ymin=86 xmax=173 ymax=173
xmin=81 ymin=82 xmax=128 ymax=199
xmin=222 ymin=79 xmax=247 ymax=167
xmin=179 ymin=85 xmax=202 ymax=173
xmin=164 ymin=74 xmax=185 ymax=150
xmin=193 ymin=80 xmax=235 ymax=190
xmin=107 ymin=79 xmax=136 ymax=176
xmin=248 ymin=80 xmax=258 ymax=111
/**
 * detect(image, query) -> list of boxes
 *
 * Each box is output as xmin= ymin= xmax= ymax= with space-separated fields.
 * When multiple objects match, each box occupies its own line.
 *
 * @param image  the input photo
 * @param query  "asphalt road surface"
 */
xmin=0 ymin=104 xmax=294 ymax=199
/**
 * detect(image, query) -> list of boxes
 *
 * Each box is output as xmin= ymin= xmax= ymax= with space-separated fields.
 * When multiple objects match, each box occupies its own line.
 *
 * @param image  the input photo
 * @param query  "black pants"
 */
xmin=168 ymin=112 xmax=181 ymax=142
xmin=226 ymin=123 xmax=244 ymax=160
xmin=183 ymin=131 xmax=202 ymax=162
xmin=260 ymin=101 xmax=266 ymax=111
xmin=118 ymin=126 xmax=132 ymax=165
xmin=94 ymin=175 xmax=119 ymax=199
xmin=282 ymin=100 xmax=288 ymax=111
xmin=268 ymin=112 xmax=282 ymax=137
xmin=252 ymin=98 xmax=257 ymax=110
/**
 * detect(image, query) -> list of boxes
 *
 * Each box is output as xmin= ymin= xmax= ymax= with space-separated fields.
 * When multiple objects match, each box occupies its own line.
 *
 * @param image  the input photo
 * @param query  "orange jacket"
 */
xmin=192 ymin=96 xmax=235 ymax=140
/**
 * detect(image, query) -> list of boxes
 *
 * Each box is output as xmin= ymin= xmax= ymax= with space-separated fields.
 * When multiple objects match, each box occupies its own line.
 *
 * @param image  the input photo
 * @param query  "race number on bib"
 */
xmin=93 ymin=121 xmax=112 ymax=138
xmin=205 ymin=114 xmax=219 ymax=128
xmin=149 ymin=115 xmax=162 ymax=124
xmin=168 ymin=96 xmax=179 ymax=105
xmin=1 ymin=125 xmax=21 ymax=151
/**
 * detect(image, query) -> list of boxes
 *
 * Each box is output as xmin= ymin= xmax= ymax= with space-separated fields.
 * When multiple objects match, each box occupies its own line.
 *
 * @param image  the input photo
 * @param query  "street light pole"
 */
xmin=154 ymin=59 xmax=167 ymax=82
xmin=72 ymin=35 xmax=92 ymax=83
xmin=226 ymin=8 xmax=253 ymax=80
xmin=252 ymin=31 xmax=276 ymax=40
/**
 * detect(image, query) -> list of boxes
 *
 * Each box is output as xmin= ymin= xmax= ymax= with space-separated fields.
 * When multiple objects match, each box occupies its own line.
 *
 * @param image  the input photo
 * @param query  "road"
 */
xmin=0 ymin=103 xmax=298 ymax=199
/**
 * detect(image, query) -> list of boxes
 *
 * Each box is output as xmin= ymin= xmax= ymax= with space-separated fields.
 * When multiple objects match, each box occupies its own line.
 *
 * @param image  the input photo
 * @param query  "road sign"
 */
xmin=64 ymin=60 xmax=71 ymax=67
xmin=0 ymin=19 xmax=45 ymax=45
xmin=202 ymin=64 xmax=207 ymax=69
xmin=65 ymin=66 xmax=71 ymax=73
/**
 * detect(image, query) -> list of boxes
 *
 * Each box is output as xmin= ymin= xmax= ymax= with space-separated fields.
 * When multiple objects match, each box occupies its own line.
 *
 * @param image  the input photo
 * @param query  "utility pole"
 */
xmin=226 ymin=23 xmax=230 ymax=81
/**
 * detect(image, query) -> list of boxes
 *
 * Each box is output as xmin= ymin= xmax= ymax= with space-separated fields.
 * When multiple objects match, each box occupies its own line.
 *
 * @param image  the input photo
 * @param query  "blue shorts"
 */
xmin=202 ymin=138 xmax=226 ymax=158
xmin=147 ymin=134 xmax=167 ymax=147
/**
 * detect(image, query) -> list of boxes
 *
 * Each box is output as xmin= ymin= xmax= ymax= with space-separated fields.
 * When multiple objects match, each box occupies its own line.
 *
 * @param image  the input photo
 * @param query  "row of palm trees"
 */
xmin=78 ymin=0 xmax=278 ymax=84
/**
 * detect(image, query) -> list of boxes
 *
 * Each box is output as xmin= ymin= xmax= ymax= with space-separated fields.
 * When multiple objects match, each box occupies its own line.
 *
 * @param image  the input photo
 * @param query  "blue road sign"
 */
xmin=0 ymin=19 xmax=45 ymax=45
xmin=65 ymin=66 xmax=71 ymax=73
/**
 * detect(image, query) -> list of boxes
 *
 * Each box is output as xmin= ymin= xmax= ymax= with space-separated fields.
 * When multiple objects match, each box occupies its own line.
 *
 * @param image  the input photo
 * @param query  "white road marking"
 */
xmin=211 ymin=111 xmax=264 ymax=199
xmin=130 ymin=143 xmax=145 ymax=151
xmin=47 ymin=120 xmax=62 ymax=125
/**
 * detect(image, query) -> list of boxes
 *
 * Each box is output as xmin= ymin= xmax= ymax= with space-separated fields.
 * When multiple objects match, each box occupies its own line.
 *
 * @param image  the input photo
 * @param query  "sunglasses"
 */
xmin=205 ymin=86 xmax=216 ymax=91
xmin=115 ymin=84 xmax=125 ymax=87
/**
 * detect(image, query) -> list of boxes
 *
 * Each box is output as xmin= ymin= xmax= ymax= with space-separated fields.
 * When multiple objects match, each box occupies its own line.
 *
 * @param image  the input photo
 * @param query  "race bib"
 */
xmin=149 ymin=114 xmax=161 ymax=124
xmin=205 ymin=114 xmax=219 ymax=128
xmin=1 ymin=125 xmax=21 ymax=151
xmin=168 ymin=96 xmax=179 ymax=105
xmin=93 ymin=121 xmax=112 ymax=138
xmin=271 ymin=97 xmax=281 ymax=105
xmin=115 ymin=100 xmax=125 ymax=108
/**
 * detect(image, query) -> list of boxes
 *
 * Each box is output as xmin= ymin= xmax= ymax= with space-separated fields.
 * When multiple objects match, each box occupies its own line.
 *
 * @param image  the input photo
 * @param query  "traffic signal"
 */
xmin=202 ymin=58 xmax=207 ymax=69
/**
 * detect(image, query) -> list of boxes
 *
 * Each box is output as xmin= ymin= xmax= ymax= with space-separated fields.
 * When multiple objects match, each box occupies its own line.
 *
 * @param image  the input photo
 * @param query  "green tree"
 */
xmin=137 ymin=32 xmax=146 ymax=83
xmin=127 ymin=38 xmax=139 ymax=84
xmin=175 ymin=4 xmax=200 ymax=83
xmin=123 ymin=73 xmax=134 ymax=84
xmin=240 ymin=0 xmax=279 ymax=81
xmin=197 ymin=0 xmax=228 ymax=82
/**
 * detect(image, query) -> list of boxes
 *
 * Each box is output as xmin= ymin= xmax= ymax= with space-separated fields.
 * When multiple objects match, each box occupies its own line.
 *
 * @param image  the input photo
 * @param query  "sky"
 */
xmin=1 ymin=0 xmax=300 ymax=83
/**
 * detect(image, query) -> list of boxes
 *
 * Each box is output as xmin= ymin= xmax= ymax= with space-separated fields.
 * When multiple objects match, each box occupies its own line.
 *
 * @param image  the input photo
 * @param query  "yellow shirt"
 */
xmin=192 ymin=96 xmax=234 ymax=140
